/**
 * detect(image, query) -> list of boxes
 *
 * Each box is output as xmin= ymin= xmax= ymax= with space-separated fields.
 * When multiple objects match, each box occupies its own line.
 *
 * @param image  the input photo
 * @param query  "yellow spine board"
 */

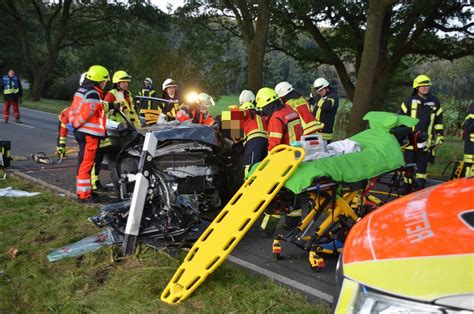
xmin=161 ymin=145 xmax=305 ymax=304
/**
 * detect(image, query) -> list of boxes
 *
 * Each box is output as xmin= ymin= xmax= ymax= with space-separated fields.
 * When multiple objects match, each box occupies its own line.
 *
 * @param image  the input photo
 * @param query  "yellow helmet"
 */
xmin=255 ymin=87 xmax=278 ymax=108
xmin=85 ymin=65 xmax=110 ymax=82
xmin=112 ymin=70 xmax=132 ymax=83
xmin=413 ymin=75 xmax=432 ymax=89
xmin=240 ymin=101 xmax=255 ymax=110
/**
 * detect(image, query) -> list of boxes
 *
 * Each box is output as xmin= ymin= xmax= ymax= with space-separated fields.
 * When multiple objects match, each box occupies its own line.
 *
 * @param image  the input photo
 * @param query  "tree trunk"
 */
xmin=247 ymin=41 xmax=265 ymax=91
xmin=346 ymin=0 xmax=392 ymax=136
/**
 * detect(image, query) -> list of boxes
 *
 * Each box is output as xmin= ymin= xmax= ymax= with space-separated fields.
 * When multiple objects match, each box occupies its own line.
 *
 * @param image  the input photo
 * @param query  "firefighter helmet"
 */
xmin=198 ymin=93 xmax=215 ymax=109
xmin=256 ymin=87 xmax=279 ymax=108
xmin=313 ymin=78 xmax=329 ymax=92
xmin=85 ymin=65 xmax=110 ymax=82
xmin=239 ymin=90 xmax=255 ymax=105
xmin=112 ymin=70 xmax=132 ymax=83
xmin=413 ymin=75 xmax=432 ymax=89
xmin=240 ymin=101 xmax=256 ymax=110
xmin=162 ymin=78 xmax=177 ymax=91
xmin=144 ymin=77 xmax=152 ymax=84
xmin=275 ymin=81 xmax=294 ymax=98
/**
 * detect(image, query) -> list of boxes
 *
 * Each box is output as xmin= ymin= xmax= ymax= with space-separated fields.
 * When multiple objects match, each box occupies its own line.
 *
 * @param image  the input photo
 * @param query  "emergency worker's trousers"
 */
xmin=3 ymin=100 xmax=20 ymax=122
xmin=404 ymin=150 xmax=429 ymax=189
xmin=75 ymin=131 xmax=100 ymax=199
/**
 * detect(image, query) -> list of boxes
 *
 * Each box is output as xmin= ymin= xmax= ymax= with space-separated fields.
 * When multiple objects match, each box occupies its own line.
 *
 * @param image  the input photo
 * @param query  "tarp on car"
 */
xmin=146 ymin=123 xmax=220 ymax=147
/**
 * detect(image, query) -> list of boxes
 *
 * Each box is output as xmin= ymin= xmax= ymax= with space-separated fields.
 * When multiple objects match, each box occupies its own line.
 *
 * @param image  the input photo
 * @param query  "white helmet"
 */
xmin=162 ymin=78 xmax=177 ymax=91
xmin=144 ymin=77 xmax=152 ymax=84
xmin=198 ymin=92 xmax=215 ymax=109
xmin=274 ymin=81 xmax=294 ymax=98
xmin=313 ymin=78 xmax=329 ymax=92
xmin=239 ymin=90 xmax=255 ymax=105
xmin=79 ymin=72 xmax=86 ymax=86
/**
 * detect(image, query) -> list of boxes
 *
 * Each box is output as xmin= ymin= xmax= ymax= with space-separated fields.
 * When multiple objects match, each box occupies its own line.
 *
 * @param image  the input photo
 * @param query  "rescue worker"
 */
xmin=56 ymin=73 xmax=86 ymax=158
xmin=68 ymin=65 xmax=109 ymax=203
xmin=463 ymin=103 xmax=474 ymax=177
xmin=161 ymin=78 xmax=180 ymax=118
xmin=2 ymin=69 xmax=22 ymax=123
xmin=138 ymin=77 xmax=157 ymax=113
xmin=400 ymin=74 xmax=444 ymax=190
xmin=238 ymin=90 xmax=268 ymax=175
xmin=104 ymin=70 xmax=141 ymax=129
xmin=56 ymin=107 xmax=70 ymax=159
xmin=256 ymin=87 xmax=303 ymax=233
xmin=256 ymin=87 xmax=303 ymax=152
xmin=176 ymin=92 xmax=215 ymax=126
xmin=309 ymin=77 xmax=339 ymax=142
xmin=275 ymin=81 xmax=323 ymax=135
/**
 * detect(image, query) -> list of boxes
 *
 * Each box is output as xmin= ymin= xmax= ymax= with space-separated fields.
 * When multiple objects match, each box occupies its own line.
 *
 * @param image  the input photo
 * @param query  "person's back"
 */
xmin=463 ymin=103 xmax=474 ymax=177
xmin=275 ymin=82 xmax=321 ymax=135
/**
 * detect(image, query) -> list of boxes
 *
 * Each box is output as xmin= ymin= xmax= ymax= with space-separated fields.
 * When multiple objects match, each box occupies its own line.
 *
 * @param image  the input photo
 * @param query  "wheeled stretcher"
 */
xmin=161 ymin=112 xmax=419 ymax=304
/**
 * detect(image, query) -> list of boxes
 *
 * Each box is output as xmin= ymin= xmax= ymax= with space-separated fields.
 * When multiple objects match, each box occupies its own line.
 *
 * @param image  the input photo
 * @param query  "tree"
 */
xmin=271 ymin=0 xmax=474 ymax=134
xmin=2 ymin=0 xmax=123 ymax=101
xmin=181 ymin=0 xmax=271 ymax=92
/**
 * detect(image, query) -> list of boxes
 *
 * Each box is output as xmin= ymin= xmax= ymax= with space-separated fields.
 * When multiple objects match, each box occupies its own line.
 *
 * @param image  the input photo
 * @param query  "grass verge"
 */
xmin=0 ymin=176 xmax=329 ymax=313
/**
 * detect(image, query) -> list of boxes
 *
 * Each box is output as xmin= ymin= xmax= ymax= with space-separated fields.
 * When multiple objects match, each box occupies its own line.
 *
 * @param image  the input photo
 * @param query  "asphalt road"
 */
xmin=2 ymin=107 xmax=441 ymax=305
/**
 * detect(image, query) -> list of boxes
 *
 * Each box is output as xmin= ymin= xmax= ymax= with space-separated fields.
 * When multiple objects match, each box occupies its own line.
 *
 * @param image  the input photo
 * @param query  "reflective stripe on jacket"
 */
xmin=286 ymin=96 xmax=319 ymax=135
xmin=267 ymin=104 xmax=302 ymax=151
xmin=69 ymin=86 xmax=106 ymax=137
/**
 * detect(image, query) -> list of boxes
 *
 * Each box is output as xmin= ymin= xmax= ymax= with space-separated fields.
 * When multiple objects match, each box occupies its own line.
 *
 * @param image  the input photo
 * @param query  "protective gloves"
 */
xmin=56 ymin=146 xmax=66 ymax=158
xmin=435 ymin=136 xmax=444 ymax=146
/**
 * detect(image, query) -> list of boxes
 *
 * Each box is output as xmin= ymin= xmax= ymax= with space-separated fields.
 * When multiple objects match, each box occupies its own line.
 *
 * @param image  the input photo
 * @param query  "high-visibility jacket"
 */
xmin=69 ymin=86 xmax=106 ymax=138
xmin=57 ymin=107 xmax=70 ymax=147
xmin=138 ymin=87 xmax=157 ymax=112
xmin=2 ymin=75 xmax=22 ymax=101
xmin=311 ymin=90 xmax=339 ymax=140
xmin=242 ymin=109 xmax=267 ymax=145
xmin=285 ymin=96 xmax=320 ymax=135
xmin=104 ymin=89 xmax=141 ymax=129
xmin=267 ymin=104 xmax=303 ymax=152
xmin=161 ymin=92 xmax=180 ymax=119
xmin=400 ymin=93 xmax=443 ymax=150
xmin=463 ymin=113 xmax=474 ymax=165
xmin=176 ymin=105 xmax=214 ymax=126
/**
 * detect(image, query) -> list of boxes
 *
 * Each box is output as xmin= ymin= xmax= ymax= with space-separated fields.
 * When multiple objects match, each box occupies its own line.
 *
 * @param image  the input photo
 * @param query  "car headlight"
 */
xmin=355 ymin=290 xmax=462 ymax=313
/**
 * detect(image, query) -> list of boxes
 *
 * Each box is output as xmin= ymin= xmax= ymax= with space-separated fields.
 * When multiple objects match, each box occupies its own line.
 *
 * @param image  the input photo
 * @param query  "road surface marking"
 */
xmin=227 ymin=255 xmax=334 ymax=303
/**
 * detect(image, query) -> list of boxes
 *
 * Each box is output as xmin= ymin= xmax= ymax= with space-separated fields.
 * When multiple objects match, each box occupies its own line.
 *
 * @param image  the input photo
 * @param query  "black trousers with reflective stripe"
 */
xmin=404 ymin=150 xmax=429 ymax=188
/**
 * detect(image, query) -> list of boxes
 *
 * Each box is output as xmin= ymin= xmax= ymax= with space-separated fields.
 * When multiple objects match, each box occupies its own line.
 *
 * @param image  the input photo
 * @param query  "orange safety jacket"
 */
xmin=285 ymin=96 xmax=320 ymax=135
xmin=242 ymin=110 xmax=267 ymax=145
xmin=69 ymin=86 xmax=106 ymax=138
xmin=57 ymin=107 xmax=70 ymax=146
xmin=176 ymin=106 xmax=215 ymax=126
xmin=267 ymin=104 xmax=302 ymax=151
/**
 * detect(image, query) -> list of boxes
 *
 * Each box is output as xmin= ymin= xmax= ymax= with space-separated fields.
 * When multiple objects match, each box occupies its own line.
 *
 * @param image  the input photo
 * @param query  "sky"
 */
xmin=151 ymin=0 xmax=185 ymax=13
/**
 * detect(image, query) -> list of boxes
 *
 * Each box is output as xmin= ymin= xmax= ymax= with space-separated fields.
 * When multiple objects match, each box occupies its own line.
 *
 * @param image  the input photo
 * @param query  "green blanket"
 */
xmin=269 ymin=112 xmax=417 ymax=194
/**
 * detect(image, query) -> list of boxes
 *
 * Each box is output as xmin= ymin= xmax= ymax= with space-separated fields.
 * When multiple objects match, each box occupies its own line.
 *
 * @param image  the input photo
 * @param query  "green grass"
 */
xmin=427 ymin=136 xmax=464 ymax=179
xmin=0 ymin=176 xmax=329 ymax=313
xmin=21 ymin=97 xmax=68 ymax=115
xmin=211 ymin=95 xmax=239 ymax=116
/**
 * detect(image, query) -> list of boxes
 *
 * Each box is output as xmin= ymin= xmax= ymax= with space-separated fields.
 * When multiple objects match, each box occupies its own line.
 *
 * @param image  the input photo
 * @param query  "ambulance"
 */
xmin=334 ymin=178 xmax=474 ymax=313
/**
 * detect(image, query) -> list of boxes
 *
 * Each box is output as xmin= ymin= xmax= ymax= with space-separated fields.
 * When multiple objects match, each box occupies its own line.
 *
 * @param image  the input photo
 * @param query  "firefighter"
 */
xmin=256 ymin=87 xmax=303 ymax=152
xmin=256 ymin=87 xmax=303 ymax=232
xmin=176 ymin=92 xmax=215 ymax=126
xmin=56 ymin=107 xmax=70 ymax=159
xmin=400 ymin=74 xmax=444 ymax=190
xmin=1 ymin=69 xmax=23 ymax=123
xmin=309 ymin=77 xmax=339 ymax=142
xmin=161 ymin=78 xmax=180 ymax=118
xmin=463 ymin=103 xmax=474 ymax=177
xmin=138 ymin=77 xmax=157 ymax=113
xmin=68 ymin=65 xmax=109 ymax=203
xmin=56 ymin=73 xmax=86 ymax=158
xmin=275 ymin=81 xmax=323 ymax=135
xmin=104 ymin=70 xmax=141 ymax=129
xmin=238 ymin=89 xmax=268 ymax=175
